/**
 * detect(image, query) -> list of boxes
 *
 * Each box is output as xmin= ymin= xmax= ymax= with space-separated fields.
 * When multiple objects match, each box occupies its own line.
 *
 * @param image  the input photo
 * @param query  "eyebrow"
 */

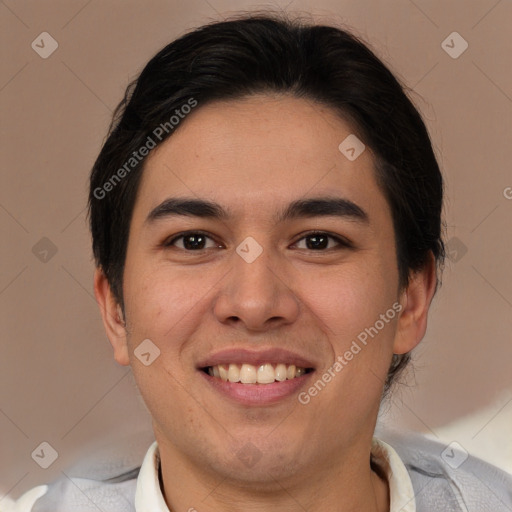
xmin=145 ymin=196 xmax=369 ymax=225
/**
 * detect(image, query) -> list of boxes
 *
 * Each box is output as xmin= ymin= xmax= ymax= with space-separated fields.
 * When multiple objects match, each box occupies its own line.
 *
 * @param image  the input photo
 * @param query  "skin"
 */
xmin=94 ymin=94 xmax=437 ymax=512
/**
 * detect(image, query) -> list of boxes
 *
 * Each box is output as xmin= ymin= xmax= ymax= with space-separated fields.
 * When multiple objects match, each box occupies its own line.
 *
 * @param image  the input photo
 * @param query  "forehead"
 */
xmin=134 ymin=94 xmax=388 ymax=224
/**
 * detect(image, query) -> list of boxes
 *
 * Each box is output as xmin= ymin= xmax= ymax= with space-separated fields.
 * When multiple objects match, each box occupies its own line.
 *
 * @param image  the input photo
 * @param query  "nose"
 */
xmin=213 ymin=243 xmax=300 ymax=333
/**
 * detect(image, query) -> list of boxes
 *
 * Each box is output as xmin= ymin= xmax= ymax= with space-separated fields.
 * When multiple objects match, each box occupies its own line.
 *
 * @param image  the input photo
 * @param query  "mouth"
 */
xmin=197 ymin=348 xmax=317 ymax=405
xmin=201 ymin=363 xmax=314 ymax=384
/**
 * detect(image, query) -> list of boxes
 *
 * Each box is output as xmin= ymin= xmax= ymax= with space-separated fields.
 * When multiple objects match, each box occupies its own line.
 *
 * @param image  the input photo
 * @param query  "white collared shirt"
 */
xmin=134 ymin=437 xmax=417 ymax=512
xmin=7 ymin=437 xmax=416 ymax=511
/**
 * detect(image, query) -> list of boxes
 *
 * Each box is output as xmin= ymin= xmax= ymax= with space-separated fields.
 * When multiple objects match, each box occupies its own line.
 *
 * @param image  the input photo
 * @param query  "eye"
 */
xmin=292 ymin=231 xmax=352 ymax=251
xmin=163 ymin=230 xmax=352 ymax=252
xmin=164 ymin=231 xmax=220 ymax=251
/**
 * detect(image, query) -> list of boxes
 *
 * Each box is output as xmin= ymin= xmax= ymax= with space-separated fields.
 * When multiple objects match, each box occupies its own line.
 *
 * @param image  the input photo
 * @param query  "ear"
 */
xmin=393 ymin=252 xmax=438 ymax=354
xmin=93 ymin=267 xmax=130 ymax=366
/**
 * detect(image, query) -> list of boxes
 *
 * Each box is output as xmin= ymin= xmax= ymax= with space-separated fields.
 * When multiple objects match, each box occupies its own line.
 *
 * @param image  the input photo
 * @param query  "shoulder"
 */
xmin=378 ymin=428 xmax=512 ymax=512
xmin=6 ymin=468 xmax=139 ymax=512
xmin=5 ymin=433 xmax=156 ymax=511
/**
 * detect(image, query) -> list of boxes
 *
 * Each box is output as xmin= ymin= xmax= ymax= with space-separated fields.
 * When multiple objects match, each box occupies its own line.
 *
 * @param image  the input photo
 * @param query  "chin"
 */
xmin=205 ymin=435 xmax=309 ymax=485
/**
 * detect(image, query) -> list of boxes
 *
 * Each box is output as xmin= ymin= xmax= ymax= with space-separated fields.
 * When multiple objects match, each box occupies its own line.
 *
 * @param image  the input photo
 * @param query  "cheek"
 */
xmin=305 ymin=263 xmax=399 ymax=409
xmin=304 ymin=262 xmax=398 ymax=344
xmin=124 ymin=265 xmax=205 ymax=335
xmin=122 ymin=269 xmax=204 ymax=425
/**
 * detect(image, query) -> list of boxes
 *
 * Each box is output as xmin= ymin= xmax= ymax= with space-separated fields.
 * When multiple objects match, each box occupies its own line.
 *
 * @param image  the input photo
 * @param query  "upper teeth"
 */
xmin=208 ymin=363 xmax=307 ymax=384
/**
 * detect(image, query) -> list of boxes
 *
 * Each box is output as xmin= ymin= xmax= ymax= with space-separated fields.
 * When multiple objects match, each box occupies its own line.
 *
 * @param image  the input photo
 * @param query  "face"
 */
xmin=96 ymin=94 xmax=433 ymax=486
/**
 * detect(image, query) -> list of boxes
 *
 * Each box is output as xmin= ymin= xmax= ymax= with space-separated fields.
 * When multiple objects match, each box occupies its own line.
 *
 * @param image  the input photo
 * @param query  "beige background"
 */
xmin=1 ymin=0 xmax=511 ymax=501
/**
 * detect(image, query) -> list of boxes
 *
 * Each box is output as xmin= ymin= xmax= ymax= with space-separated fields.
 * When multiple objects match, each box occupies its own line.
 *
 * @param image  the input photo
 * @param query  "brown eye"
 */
xmin=165 ymin=231 xmax=219 ymax=251
xmin=293 ymin=232 xmax=352 ymax=251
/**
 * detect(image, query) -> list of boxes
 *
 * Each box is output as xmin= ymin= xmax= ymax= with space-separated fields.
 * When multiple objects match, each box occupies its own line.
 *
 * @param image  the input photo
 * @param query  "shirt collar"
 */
xmin=135 ymin=437 xmax=416 ymax=512
xmin=135 ymin=441 xmax=170 ymax=512
xmin=372 ymin=437 xmax=417 ymax=512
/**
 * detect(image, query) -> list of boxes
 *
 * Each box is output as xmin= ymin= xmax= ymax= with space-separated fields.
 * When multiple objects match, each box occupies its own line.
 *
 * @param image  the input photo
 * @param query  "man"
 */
xmin=11 ymin=12 xmax=512 ymax=512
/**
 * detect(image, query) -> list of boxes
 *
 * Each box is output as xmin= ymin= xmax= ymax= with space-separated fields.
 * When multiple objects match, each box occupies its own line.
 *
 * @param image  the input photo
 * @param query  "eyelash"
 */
xmin=162 ymin=230 xmax=353 ymax=252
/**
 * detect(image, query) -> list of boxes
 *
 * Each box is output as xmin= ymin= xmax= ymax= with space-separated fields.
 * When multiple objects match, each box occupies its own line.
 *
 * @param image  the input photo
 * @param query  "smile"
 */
xmin=197 ymin=348 xmax=317 ymax=405
xmin=203 ymin=363 xmax=312 ymax=384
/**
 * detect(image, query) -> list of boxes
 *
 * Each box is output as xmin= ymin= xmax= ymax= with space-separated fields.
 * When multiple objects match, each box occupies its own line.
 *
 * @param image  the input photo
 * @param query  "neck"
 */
xmin=156 ymin=440 xmax=389 ymax=512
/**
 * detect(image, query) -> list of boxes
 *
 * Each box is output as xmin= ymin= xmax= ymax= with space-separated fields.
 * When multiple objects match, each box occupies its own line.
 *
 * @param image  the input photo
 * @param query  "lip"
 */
xmin=199 ymin=370 xmax=315 ymax=406
xmin=196 ymin=347 xmax=317 ymax=370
